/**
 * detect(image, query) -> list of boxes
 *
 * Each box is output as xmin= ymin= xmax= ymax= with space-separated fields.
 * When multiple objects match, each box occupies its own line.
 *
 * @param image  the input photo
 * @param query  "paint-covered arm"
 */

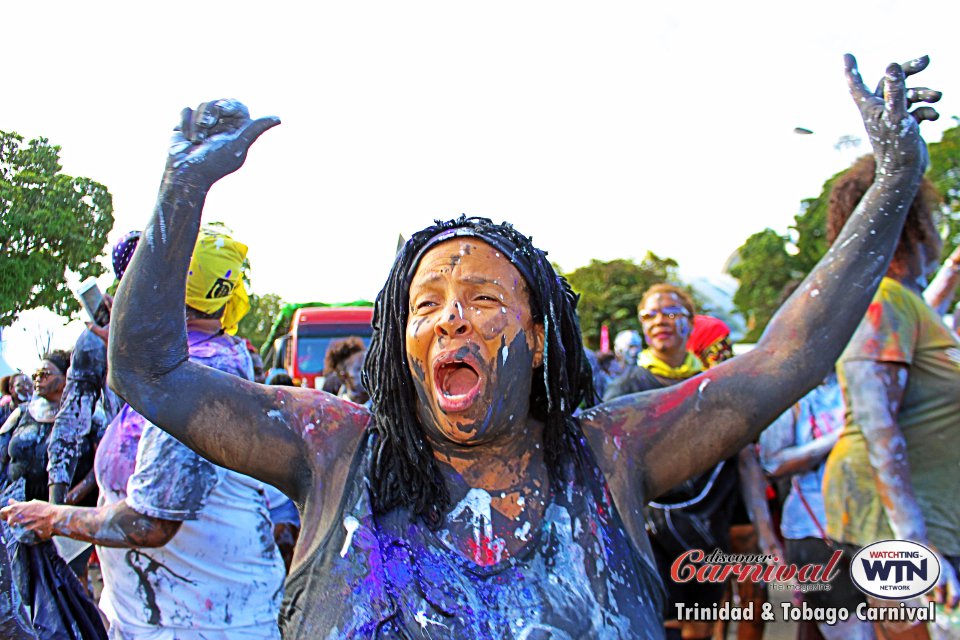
xmin=843 ymin=359 xmax=959 ymax=609
xmin=64 ymin=468 xmax=98 ymax=506
xmin=922 ymin=245 xmax=960 ymax=315
xmin=48 ymin=330 xmax=105 ymax=503
xmin=582 ymin=55 xmax=939 ymax=503
xmin=737 ymin=446 xmax=784 ymax=560
xmin=47 ymin=379 xmax=96 ymax=495
xmin=0 ymin=499 xmax=181 ymax=548
xmin=843 ymin=361 xmax=923 ymax=539
xmin=758 ymin=407 xmax=840 ymax=479
xmin=107 ymin=101 xmax=319 ymax=500
xmin=0 ymin=425 xmax=13 ymax=489
xmin=763 ymin=434 xmax=840 ymax=478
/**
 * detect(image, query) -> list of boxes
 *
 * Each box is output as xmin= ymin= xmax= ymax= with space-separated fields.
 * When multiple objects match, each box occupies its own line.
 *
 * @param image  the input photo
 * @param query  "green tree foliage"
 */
xmin=732 ymin=121 xmax=960 ymax=340
xmin=927 ymin=119 xmax=960 ymax=256
xmin=0 ymin=131 xmax=113 ymax=326
xmin=237 ymin=292 xmax=285 ymax=350
xmin=730 ymin=165 xmax=851 ymax=342
xmin=565 ymin=253 xmax=683 ymax=350
xmin=729 ymin=229 xmax=795 ymax=342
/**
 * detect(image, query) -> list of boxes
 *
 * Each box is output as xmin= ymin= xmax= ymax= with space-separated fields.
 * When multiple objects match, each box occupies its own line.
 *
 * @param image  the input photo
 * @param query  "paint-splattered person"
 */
xmin=2 ymin=230 xmax=287 ymax=639
xmin=0 ymin=373 xmax=32 ymax=427
xmin=41 ymin=56 xmax=943 ymax=637
xmin=758 ymin=373 xmax=875 ymax=640
xmin=822 ymin=153 xmax=960 ymax=627
xmin=48 ymin=230 xmax=141 ymax=513
xmin=1 ymin=351 xmax=72 ymax=504
xmin=613 ymin=287 xmax=736 ymax=640
xmin=323 ymin=336 xmax=370 ymax=405
xmin=604 ymin=289 xmax=777 ymax=640
xmin=0 ymin=350 xmax=107 ymax=638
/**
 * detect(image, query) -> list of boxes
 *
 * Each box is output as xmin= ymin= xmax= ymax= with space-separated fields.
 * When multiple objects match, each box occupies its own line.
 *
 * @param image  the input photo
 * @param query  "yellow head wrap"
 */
xmin=185 ymin=228 xmax=250 ymax=335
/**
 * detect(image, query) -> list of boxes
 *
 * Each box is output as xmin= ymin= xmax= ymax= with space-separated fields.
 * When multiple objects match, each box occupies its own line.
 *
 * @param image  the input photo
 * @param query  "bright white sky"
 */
xmin=3 ymin=0 xmax=959 ymax=372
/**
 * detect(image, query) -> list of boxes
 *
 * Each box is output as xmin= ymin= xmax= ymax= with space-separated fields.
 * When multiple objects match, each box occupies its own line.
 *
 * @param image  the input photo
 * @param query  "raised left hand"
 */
xmin=844 ymin=54 xmax=941 ymax=177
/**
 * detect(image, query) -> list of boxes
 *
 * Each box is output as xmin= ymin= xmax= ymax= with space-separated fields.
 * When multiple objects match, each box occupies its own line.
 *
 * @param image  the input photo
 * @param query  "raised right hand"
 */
xmin=165 ymin=99 xmax=280 ymax=190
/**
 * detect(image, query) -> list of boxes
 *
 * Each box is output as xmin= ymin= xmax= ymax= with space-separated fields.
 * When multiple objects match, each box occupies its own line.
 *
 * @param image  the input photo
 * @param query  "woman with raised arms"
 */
xmin=16 ymin=55 xmax=946 ymax=638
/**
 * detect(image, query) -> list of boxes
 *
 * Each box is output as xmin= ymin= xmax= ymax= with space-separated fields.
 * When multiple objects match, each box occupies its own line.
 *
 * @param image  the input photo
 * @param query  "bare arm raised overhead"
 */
xmin=109 ymin=101 xmax=369 ymax=504
xmin=581 ymin=55 xmax=942 ymax=505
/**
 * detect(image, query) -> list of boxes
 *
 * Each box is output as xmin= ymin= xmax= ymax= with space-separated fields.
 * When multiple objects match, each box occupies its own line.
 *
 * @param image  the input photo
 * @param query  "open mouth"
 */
xmin=434 ymin=359 xmax=483 ymax=413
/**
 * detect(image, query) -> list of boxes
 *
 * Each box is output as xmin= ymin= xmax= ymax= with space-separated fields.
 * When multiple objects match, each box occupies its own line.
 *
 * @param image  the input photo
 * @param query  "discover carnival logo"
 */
xmin=671 ymin=549 xmax=841 ymax=585
xmin=850 ymin=540 xmax=940 ymax=600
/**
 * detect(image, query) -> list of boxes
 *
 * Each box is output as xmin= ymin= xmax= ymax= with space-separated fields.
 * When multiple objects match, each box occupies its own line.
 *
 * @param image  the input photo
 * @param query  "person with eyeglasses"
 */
xmin=609 ymin=291 xmax=782 ymax=640
xmin=603 ymin=285 xmax=699 ymax=400
xmin=0 ymin=350 xmax=107 ymax=638
xmin=604 ymin=286 xmax=746 ymax=640
xmin=636 ymin=285 xmax=702 ymax=383
xmin=1 ymin=352 xmax=72 ymax=503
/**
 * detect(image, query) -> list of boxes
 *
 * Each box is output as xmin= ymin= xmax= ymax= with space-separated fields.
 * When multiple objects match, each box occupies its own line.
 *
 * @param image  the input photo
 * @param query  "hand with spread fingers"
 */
xmin=844 ymin=54 xmax=940 ymax=177
xmin=165 ymin=99 xmax=280 ymax=189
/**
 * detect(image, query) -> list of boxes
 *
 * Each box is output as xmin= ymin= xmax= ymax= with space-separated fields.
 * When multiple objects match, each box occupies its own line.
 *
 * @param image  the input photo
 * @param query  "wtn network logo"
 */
xmin=851 ymin=541 xmax=940 ymax=600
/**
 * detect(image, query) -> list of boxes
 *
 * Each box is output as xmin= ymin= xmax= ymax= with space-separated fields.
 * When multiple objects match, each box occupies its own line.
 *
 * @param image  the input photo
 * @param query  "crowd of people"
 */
xmin=0 ymin=53 xmax=956 ymax=639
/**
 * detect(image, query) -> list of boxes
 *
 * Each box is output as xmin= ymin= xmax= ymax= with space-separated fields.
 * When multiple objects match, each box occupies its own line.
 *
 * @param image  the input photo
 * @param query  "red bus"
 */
xmin=263 ymin=303 xmax=374 ymax=388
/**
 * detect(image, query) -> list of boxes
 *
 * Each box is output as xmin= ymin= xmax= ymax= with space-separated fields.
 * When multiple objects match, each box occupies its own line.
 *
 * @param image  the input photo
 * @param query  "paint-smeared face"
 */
xmin=406 ymin=239 xmax=544 ymax=446
xmin=32 ymin=361 xmax=65 ymax=402
xmin=614 ymin=331 xmax=642 ymax=364
xmin=639 ymin=293 xmax=691 ymax=359
xmin=11 ymin=374 xmax=31 ymax=403
xmin=336 ymin=350 xmax=369 ymax=406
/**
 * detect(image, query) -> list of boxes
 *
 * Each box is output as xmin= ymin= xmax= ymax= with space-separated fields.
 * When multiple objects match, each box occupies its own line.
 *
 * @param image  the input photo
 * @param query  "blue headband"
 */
xmin=406 ymin=226 xmax=540 ymax=298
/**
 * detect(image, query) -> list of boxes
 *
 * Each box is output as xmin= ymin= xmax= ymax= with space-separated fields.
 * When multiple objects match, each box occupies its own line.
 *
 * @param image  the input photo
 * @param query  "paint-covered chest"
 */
xmin=280 ymin=470 xmax=664 ymax=639
xmin=6 ymin=417 xmax=53 ymax=499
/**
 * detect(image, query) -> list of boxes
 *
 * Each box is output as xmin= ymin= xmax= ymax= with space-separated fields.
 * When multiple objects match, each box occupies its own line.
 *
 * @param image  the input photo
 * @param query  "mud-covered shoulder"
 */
xmin=264 ymin=386 xmax=372 ymax=492
xmin=270 ymin=387 xmax=372 ymax=568
xmin=576 ymin=394 xmax=664 ymax=550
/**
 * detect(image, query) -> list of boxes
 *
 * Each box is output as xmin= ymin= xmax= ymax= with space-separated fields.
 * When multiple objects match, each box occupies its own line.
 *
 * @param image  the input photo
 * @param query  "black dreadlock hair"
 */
xmin=362 ymin=215 xmax=598 ymax=529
